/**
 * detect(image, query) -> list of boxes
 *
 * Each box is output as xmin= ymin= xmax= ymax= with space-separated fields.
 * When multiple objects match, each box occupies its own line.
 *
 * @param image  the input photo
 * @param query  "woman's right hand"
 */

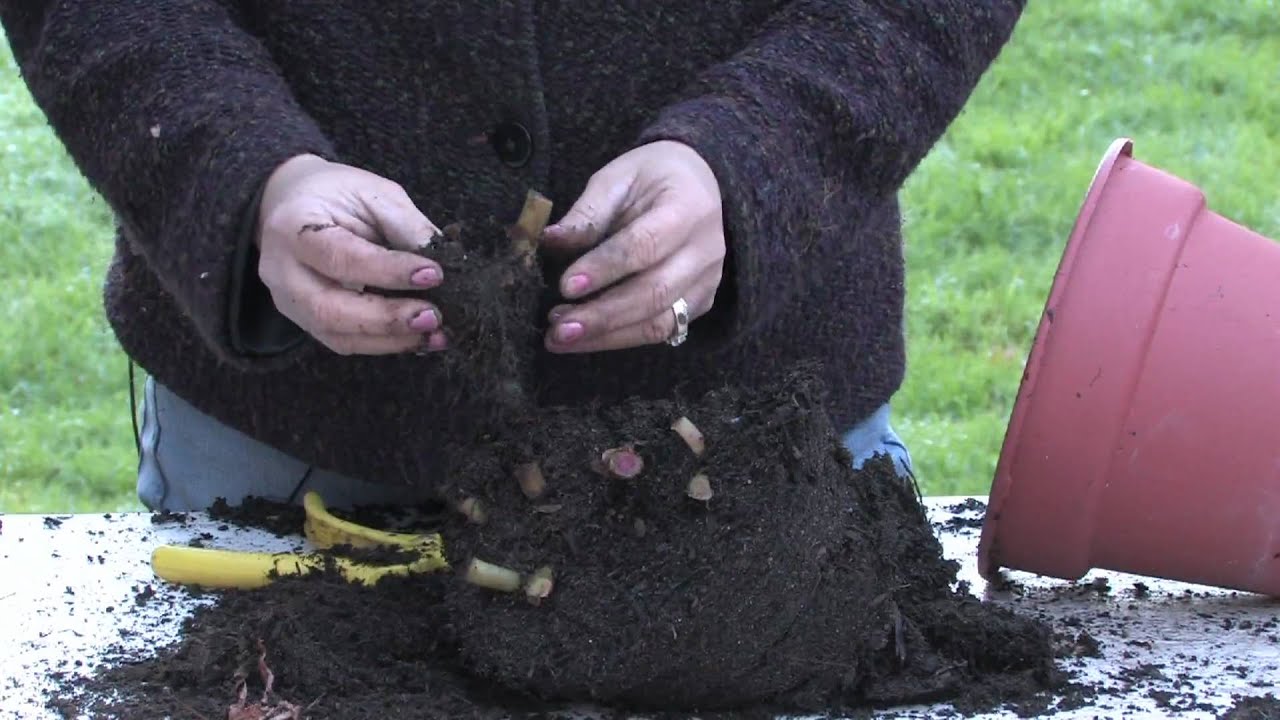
xmin=256 ymin=154 xmax=448 ymax=355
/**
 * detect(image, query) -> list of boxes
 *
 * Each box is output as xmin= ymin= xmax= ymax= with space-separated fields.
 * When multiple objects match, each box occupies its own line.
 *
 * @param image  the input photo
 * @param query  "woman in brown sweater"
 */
xmin=1 ymin=1 xmax=1025 ymax=509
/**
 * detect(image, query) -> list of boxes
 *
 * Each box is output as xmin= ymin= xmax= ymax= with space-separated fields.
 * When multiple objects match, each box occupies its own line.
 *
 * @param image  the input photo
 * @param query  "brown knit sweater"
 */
xmin=1 ymin=1 xmax=1024 ymax=486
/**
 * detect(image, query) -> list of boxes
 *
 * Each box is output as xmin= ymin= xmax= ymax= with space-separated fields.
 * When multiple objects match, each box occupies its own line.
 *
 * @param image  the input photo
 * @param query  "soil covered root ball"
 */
xmin=412 ymin=191 xmax=551 ymax=420
xmin=439 ymin=368 xmax=1058 ymax=714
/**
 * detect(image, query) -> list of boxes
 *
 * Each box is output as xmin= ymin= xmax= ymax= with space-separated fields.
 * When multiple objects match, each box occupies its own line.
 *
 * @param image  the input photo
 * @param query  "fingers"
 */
xmin=545 ymin=271 xmax=716 ymax=354
xmin=285 ymin=221 xmax=443 ymax=292
xmin=540 ymin=166 xmax=633 ymax=252
xmin=556 ymin=201 xmax=684 ymax=300
xmin=546 ymin=232 xmax=720 ymax=346
xmin=545 ymin=243 xmax=721 ymax=354
xmin=321 ymin=331 xmax=433 ymax=356
xmin=357 ymin=181 xmax=442 ymax=252
xmin=264 ymin=260 xmax=447 ymax=355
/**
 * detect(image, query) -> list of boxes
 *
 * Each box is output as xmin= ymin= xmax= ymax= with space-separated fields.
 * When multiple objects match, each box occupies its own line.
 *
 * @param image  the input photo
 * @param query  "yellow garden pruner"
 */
xmin=150 ymin=491 xmax=449 ymax=590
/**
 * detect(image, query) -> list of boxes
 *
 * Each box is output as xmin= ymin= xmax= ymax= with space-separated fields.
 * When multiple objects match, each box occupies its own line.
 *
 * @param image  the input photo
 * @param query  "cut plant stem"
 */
xmin=509 ymin=189 xmax=553 ymax=265
xmin=670 ymin=416 xmax=706 ymax=456
xmin=602 ymin=445 xmax=644 ymax=479
xmin=463 ymin=558 xmax=523 ymax=593
xmin=454 ymin=496 xmax=488 ymax=525
xmin=687 ymin=473 xmax=713 ymax=502
xmin=514 ymin=461 xmax=547 ymax=499
xmin=525 ymin=565 xmax=555 ymax=605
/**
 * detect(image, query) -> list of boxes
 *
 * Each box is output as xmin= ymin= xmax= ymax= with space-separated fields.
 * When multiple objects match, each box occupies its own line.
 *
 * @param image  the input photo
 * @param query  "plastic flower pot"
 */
xmin=976 ymin=138 xmax=1280 ymax=596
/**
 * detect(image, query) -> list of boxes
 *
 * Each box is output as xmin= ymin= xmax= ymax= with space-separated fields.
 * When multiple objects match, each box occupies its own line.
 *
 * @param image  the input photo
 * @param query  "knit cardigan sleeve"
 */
xmin=637 ymin=0 xmax=1025 ymax=340
xmin=0 ymin=1 xmax=336 ymax=369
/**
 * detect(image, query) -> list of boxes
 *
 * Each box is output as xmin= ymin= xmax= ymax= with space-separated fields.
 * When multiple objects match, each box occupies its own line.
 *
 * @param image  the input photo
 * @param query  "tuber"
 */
xmin=454 ymin=496 xmax=488 ymax=525
xmin=687 ymin=473 xmax=714 ymax=502
xmin=601 ymin=445 xmax=644 ymax=479
xmin=524 ymin=566 xmax=555 ymax=605
xmin=514 ymin=462 xmax=547 ymax=499
xmin=463 ymin=558 xmax=523 ymax=593
xmin=508 ymin=189 xmax=553 ymax=266
xmin=670 ymin=416 xmax=706 ymax=456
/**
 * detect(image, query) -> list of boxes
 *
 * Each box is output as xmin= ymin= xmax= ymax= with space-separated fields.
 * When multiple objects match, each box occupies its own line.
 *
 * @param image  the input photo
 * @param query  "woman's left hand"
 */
xmin=540 ymin=140 xmax=725 ymax=353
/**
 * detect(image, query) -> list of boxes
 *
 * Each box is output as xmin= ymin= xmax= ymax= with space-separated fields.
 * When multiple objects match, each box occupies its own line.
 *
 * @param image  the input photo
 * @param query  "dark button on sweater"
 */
xmin=490 ymin=121 xmax=533 ymax=168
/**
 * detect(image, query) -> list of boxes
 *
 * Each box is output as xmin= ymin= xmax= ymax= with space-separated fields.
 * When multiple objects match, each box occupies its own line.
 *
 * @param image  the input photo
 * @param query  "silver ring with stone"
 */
xmin=667 ymin=297 xmax=690 ymax=347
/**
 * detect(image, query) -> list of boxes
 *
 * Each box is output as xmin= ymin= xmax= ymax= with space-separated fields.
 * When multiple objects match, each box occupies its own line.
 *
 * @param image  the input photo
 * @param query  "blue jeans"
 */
xmin=137 ymin=378 xmax=914 ymax=511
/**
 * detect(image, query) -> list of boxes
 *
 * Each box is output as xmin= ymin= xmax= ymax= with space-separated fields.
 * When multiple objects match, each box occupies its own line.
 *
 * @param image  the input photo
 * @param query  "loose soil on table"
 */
xmin=1220 ymin=694 xmax=1280 ymax=719
xmin=49 ymin=214 xmax=1064 ymax=718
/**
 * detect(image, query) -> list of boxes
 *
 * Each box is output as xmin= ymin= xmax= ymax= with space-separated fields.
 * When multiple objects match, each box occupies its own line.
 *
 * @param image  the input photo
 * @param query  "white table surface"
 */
xmin=1 ymin=497 xmax=1276 ymax=719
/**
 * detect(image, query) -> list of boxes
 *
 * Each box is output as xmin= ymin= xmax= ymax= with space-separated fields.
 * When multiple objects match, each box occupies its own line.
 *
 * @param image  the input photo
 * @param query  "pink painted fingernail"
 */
xmin=565 ymin=274 xmax=590 ymax=296
xmin=427 ymin=331 xmax=448 ymax=351
xmin=409 ymin=309 xmax=439 ymax=332
xmin=555 ymin=322 xmax=584 ymax=344
xmin=411 ymin=266 xmax=441 ymax=287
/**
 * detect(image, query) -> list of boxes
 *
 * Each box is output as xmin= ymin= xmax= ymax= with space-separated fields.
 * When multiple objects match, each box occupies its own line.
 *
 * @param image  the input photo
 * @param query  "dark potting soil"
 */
xmin=1220 ymin=694 xmax=1280 ymax=719
xmin=149 ymin=509 xmax=190 ymax=525
xmin=439 ymin=370 xmax=1058 ymax=713
xmin=48 ymin=214 xmax=1062 ymax=717
xmin=50 ymin=372 xmax=1064 ymax=719
xmin=210 ymin=496 xmax=305 ymax=537
xmin=412 ymin=216 xmax=546 ymax=421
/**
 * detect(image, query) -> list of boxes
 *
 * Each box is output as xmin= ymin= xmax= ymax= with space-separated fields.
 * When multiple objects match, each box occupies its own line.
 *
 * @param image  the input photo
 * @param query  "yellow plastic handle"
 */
xmin=151 ymin=545 xmax=450 ymax=590
xmin=302 ymin=491 xmax=440 ymax=550
xmin=150 ymin=546 xmax=325 ymax=589
xmin=149 ymin=491 xmax=451 ymax=590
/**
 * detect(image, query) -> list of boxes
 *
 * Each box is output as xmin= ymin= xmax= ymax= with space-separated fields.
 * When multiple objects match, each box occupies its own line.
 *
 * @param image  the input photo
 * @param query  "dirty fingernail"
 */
xmin=555 ymin=322 xmax=584 ymax=344
xmin=565 ymin=274 xmax=590 ymax=297
xmin=411 ymin=266 xmax=441 ymax=287
xmin=409 ymin=309 xmax=439 ymax=332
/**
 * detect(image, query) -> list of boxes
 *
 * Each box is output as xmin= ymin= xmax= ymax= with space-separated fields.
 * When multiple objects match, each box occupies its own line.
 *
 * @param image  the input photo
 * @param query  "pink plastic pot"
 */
xmin=976 ymin=138 xmax=1280 ymax=596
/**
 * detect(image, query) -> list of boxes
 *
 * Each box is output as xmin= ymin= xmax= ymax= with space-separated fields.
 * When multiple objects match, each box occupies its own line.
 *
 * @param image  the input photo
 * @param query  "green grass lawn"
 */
xmin=2 ymin=2 xmax=1278 ymax=512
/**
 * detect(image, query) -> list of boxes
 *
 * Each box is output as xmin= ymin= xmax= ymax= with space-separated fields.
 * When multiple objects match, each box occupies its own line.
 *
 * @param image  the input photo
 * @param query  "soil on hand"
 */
xmin=53 ymin=370 xmax=1061 ymax=719
xmin=413 ymin=217 xmax=546 ymax=421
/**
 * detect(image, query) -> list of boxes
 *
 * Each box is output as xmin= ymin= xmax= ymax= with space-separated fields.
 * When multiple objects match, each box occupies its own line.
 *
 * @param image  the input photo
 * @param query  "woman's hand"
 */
xmin=256 ymin=154 xmax=448 ymax=355
xmin=541 ymin=141 xmax=725 ymax=353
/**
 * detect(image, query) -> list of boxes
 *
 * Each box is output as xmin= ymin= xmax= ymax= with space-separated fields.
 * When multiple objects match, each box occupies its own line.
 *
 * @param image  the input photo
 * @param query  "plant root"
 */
xmin=670 ymin=416 xmax=706 ymax=456
xmin=226 ymin=640 xmax=301 ymax=720
xmin=686 ymin=473 xmax=713 ymax=502
xmin=514 ymin=462 xmax=547 ymax=499
xmin=463 ymin=558 xmax=523 ymax=593
xmin=600 ymin=445 xmax=644 ymax=479
xmin=508 ymin=189 xmax=553 ymax=267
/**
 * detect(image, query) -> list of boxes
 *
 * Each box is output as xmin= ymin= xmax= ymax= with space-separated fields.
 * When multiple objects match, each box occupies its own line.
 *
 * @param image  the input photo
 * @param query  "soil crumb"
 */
xmin=933 ymin=498 xmax=986 ymax=532
xmin=209 ymin=496 xmax=304 ymax=537
xmin=148 ymin=509 xmax=189 ymax=525
xmin=947 ymin=498 xmax=987 ymax=515
xmin=49 ymin=370 xmax=1063 ymax=719
xmin=1221 ymin=694 xmax=1280 ymax=719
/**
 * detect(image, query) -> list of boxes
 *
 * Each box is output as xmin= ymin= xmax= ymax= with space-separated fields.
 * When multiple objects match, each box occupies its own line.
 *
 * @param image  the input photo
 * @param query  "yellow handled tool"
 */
xmin=150 ymin=491 xmax=449 ymax=590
